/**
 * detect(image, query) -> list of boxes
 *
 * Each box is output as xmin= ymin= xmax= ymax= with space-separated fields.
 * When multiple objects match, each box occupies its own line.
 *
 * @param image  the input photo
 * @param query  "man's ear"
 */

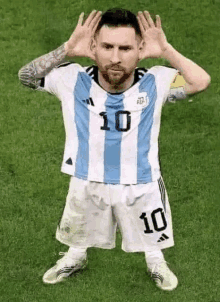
xmin=138 ymin=39 xmax=145 ymax=50
xmin=138 ymin=40 xmax=145 ymax=62
xmin=90 ymin=37 xmax=97 ymax=56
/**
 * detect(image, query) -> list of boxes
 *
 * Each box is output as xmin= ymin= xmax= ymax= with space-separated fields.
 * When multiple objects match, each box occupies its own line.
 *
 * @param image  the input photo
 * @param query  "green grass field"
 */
xmin=1 ymin=0 xmax=220 ymax=301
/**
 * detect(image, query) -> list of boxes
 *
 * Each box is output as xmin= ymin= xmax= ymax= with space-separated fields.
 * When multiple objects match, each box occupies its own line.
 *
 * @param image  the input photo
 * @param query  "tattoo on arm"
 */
xmin=18 ymin=44 xmax=67 ymax=89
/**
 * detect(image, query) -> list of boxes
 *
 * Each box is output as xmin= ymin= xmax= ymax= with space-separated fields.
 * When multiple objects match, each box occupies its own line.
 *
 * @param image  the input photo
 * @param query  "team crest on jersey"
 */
xmin=137 ymin=92 xmax=149 ymax=107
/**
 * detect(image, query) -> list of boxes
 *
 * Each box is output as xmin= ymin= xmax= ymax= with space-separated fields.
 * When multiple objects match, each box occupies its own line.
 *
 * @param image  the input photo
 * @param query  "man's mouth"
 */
xmin=108 ymin=66 xmax=123 ymax=71
xmin=110 ymin=69 xmax=121 ymax=71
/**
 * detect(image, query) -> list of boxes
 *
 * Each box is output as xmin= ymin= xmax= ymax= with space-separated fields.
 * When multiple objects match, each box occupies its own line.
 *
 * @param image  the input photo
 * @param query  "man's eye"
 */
xmin=120 ymin=47 xmax=131 ymax=51
xmin=103 ymin=45 xmax=131 ymax=50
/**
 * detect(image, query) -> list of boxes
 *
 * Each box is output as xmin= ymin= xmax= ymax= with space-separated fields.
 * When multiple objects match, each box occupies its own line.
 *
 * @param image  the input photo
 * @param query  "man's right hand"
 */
xmin=65 ymin=10 xmax=102 ymax=60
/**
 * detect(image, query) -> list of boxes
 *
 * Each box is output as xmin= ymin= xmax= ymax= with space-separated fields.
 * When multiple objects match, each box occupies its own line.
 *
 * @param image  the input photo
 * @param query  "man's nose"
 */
xmin=110 ymin=48 xmax=121 ymax=64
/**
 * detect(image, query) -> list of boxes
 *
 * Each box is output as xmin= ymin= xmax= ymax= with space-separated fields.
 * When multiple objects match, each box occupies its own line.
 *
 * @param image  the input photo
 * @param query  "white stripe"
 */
xmin=87 ymin=84 xmax=107 ymax=182
xmin=138 ymin=70 xmax=146 ymax=76
xmin=120 ymin=128 xmax=138 ymax=184
xmin=147 ymin=96 xmax=162 ymax=181
xmin=85 ymin=66 xmax=94 ymax=76
xmin=120 ymin=95 xmax=141 ymax=184
xmin=61 ymin=88 xmax=79 ymax=176
xmin=148 ymin=67 xmax=178 ymax=181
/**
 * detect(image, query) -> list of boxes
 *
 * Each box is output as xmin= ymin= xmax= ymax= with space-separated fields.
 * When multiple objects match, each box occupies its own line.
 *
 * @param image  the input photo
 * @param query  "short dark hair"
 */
xmin=95 ymin=8 xmax=141 ymax=37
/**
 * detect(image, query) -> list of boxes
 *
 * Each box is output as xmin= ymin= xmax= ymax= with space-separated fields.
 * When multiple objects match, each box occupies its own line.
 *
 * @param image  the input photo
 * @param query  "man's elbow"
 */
xmin=18 ymin=65 xmax=37 ymax=89
xmin=185 ymin=74 xmax=211 ymax=94
xmin=18 ymin=66 xmax=27 ymax=85
xmin=198 ymin=74 xmax=211 ymax=91
xmin=18 ymin=67 xmax=24 ymax=82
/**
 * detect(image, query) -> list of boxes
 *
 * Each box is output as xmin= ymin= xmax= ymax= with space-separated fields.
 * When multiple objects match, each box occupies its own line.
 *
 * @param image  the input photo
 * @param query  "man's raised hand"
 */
xmin=137 ymin=11 xmax=170 ymax=60
xmin=65 ymin=10 xmax=102 ymax=60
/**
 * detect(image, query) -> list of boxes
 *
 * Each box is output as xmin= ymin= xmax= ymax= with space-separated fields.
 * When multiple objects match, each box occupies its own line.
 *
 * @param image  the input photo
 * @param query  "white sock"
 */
xmin=67 ymin=247 xmax=87 ymax=259
xmin=145 ymin=249 xmax=165 ymax=269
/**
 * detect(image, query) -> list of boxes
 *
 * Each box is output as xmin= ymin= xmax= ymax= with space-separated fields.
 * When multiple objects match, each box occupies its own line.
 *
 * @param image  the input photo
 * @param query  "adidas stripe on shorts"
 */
xmin=56 ymin=176 xmax=174 ymax=252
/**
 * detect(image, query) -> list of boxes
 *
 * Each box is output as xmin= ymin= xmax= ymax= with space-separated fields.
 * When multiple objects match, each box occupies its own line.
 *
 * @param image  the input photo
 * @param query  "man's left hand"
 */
xmin=137 ymin=11 xmax=170 ymax=60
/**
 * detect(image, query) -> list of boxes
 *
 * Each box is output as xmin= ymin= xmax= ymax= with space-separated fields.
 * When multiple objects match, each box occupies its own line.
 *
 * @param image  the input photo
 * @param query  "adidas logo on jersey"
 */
xmin=157 ymin=233 xmax=169 ymax=242
xmin=82 ymin=97 xmax=94 ymax=106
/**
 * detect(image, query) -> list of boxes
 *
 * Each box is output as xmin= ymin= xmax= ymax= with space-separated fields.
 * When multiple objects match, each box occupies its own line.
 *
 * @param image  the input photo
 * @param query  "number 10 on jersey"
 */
xmin=99 ymin=110 xmax=131 ymax=132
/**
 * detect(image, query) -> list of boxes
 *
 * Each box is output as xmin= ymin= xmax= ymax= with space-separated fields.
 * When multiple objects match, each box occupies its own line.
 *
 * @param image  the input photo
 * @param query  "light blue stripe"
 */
xmin=74 ymin=72 xmax=92 ymax=179
xmin=137 ymin=74 xmax=157 ymax=183
xmin=104 ymin=95 xmax=124 ymax=184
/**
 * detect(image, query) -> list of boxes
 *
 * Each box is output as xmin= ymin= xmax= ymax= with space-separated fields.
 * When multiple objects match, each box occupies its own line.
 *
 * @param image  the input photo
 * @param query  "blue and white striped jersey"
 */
xmin=43 ymin=63 xmax=178 ymax=184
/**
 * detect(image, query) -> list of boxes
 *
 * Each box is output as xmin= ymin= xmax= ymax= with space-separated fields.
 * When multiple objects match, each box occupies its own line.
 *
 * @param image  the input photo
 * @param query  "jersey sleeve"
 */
xmin=38 ymin=68 xmax=60 ymax=95
xmin=38 ymin=63 xmax=82 ymax=99
xmin=42 ymin=67 xmax=66 ymax=96
xmin=148 ymin=66 xmax=179 ymax=106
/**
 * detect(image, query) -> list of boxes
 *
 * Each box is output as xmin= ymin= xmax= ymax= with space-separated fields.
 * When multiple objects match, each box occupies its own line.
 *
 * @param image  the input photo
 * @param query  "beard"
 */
xmin=100 ymin=67 xmax=135 ymax=90
xmin=94 ymin=51 xmax=140 ymax=91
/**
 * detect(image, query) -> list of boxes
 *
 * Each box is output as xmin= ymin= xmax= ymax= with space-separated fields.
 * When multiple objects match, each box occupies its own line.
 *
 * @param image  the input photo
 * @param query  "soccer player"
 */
xmin=18 ymin=8 xmax=210 ymax=290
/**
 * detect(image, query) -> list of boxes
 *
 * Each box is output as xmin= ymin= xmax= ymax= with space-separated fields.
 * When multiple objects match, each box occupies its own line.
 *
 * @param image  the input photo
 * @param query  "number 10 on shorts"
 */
xmin=140 ymin=208 xmax=167 ymax=233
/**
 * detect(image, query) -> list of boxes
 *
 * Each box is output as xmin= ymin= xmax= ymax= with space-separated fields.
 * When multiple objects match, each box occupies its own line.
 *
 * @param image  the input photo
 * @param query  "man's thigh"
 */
xmin=111 ymin=177 xmax=174 ymax=252
xmin=56 ymin=177 xmax=117 ymax=248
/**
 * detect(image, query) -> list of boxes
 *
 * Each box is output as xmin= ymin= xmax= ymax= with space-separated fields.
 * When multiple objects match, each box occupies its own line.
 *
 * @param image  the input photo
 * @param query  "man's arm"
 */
xmin=161 ymin=45 xmax=211 ymax=94
xmin=18 ymin=44 xmax=67 ymax=89
xmin=137 ymin=11 xmax=211 ymax=95
xmin=18 ymin=10 xmax=102 ymax=90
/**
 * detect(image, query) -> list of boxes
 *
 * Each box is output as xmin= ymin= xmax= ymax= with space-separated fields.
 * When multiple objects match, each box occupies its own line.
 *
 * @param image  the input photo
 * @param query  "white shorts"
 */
xmin=56 ymin=176 xmax=174 ymax=252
